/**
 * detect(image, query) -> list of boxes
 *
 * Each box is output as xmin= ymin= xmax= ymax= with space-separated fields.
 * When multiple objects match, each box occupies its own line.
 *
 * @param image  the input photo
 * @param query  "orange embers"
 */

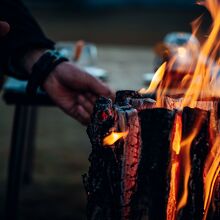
xmin=103 ymin=131 xmax=128 ymax=146
xmin=166 ymin=114 xmax=182 ymax=220
xmin=171 ymin=114 xmax=182 ymax=155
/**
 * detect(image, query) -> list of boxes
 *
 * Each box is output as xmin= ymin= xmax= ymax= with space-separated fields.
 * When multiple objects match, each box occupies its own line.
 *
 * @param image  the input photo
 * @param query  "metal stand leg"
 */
xmin=23 ymin=107 xmax=38 ymax=185
xmin=5 ymin=105 xmax=30 ymax=220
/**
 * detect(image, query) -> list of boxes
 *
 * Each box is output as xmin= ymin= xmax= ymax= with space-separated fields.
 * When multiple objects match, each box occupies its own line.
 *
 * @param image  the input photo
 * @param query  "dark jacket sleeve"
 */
xmin=0 ymin=0 xmax=55 ymax=78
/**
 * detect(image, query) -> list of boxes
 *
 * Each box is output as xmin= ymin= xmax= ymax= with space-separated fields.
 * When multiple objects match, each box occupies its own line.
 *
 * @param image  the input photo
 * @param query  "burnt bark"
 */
xmin=84 ymin=91 xmax=220 ymax=220
xmin=178 ymin=108 xmax=210 ymax=220
xmin=130 ymin=109 xmax=175 ymax=220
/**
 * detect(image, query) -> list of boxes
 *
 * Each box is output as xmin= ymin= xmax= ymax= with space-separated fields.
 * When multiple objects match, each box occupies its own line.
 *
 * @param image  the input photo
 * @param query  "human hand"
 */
xmin=43 ymin=61 xmax=115 ymax=125
xmin=23 ymin=49 xmax=115 ymax=125
xmin=0 ymin=21 xmax=10 ymax=37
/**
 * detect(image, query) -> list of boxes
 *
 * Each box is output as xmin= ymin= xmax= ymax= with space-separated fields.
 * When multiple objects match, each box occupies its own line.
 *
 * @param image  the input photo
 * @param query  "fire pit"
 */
xmin=84 ymin=1 xmax=220 ymax=219
xmin=84 ymin=91 xmax=220 ymax=220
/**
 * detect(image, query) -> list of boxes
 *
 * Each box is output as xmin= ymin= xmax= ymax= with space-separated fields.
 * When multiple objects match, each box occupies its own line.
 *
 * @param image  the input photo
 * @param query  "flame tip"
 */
xmin=103 ymin=131 xmax=129 ymax=146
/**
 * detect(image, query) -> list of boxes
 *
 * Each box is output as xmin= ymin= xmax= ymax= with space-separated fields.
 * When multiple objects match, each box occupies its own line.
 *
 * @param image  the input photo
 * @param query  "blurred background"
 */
xmin=23 ymin=0 xmax=199 ymax=45
xmin=0 ymin=0 xmax=206 ymax=219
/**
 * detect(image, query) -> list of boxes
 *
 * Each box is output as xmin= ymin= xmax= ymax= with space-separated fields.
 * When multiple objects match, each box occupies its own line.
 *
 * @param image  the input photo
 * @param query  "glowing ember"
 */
xmin=166 ymin=162 xmax=179 ymax=220
xmin=166 ymin=114 xmax=182 ymax=220
xmin=103 ymin=131 xmax=128 ymax=146
xmin=171 ymin=114 xmax=182 ymax=155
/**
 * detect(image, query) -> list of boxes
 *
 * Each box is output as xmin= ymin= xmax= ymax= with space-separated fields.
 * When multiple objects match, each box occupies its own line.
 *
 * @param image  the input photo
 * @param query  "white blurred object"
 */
xmin=77 ymin=43 xmax=98 ymax=66
xmin=153 ymin=32 xmax=200 ymax=72
xmin=56 ymin=42 xmax=108 ymax=81
xmin=165 ymin=32 xmax=200 ymax=73
xmin=83 ymin=66 xmax=108 ymax=82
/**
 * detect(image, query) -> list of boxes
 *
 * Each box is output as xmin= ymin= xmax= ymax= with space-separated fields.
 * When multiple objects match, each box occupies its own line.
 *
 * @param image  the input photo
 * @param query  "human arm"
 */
xmin=0 ymin=0 xmax=114 ymax=125
xmin=0 ymin=0 xmax=54 ymax=78
xmin=23 ymin=49 xmax=114 ymax=125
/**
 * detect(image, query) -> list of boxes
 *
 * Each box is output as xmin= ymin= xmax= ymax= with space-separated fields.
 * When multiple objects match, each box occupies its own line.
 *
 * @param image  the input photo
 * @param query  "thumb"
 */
xmin=0 ymin=21 xmax=10 ymax=37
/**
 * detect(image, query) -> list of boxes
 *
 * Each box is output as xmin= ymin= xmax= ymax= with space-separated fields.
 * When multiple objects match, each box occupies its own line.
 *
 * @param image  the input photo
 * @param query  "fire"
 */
xmin=177 ymin=115 xmax=205 ymax=211
xmin=203 ymin=136 xmax=220 ymax=220
xmin=140 ymin=0 xmax=220 ymax=219
xmin=139 ymin=62 xmax=167 ymax=95
xmin=181 ymin=0 xmax=220 ymax=108
xmin=171 ymin=114 xmax=182 ymax=155
xmin=166 ymin=162 xmax=179 ymax=220
xmin=166 ymin=114 xmax=182 ymax=220
xmin=103 ymin=131 xmax=128 ymax=146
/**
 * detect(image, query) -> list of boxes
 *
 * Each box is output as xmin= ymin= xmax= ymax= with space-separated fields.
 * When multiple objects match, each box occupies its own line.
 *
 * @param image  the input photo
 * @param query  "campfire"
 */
xmin=84 ymin=0 xmax=220 ymax=219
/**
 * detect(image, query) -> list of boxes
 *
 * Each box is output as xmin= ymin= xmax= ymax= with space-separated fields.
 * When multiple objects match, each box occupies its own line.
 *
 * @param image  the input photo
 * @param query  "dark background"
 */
xmin=22 ymin=0 xmax=204 ymax=45
xmin=24 ymin=0 xmax=195 ymax=8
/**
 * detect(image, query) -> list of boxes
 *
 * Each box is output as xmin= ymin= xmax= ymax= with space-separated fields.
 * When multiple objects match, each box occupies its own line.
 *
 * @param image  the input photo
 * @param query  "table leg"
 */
xmin=23 ymin=107 xmax=38 ymax=185
xmin=5 ymin=105 xmax=30 ymax=220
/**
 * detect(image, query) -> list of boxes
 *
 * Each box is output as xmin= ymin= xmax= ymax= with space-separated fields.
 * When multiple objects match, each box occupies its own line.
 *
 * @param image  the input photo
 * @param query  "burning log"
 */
xmin=83 ymin=91 xmax=220 ymax=220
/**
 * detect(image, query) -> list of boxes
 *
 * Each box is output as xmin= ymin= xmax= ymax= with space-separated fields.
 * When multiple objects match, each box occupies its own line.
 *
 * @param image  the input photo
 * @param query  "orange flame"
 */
xmin=140 ymin=0 xmax=220 ymax=218
xmin=140 ymin=1 xmax=220 ymax=103
xmin=171 ymin=114 xmax=182 ymax=155
xmin=103 ymin=131 xmax=128 ymax=146
xmin=166 ymin=114 xmax=182 ymax=220
xmin=167 ymin=162 xmax=179 ymax=220
xmin=139 ymin=62 xmax=167 ymax=95
xmin=181 ymin=1 xmax=220 ymax=107
xmin=177 ymin=115 xmax=205 ymax=211
xmin=203 ymin=136 xmax=220 ymax=219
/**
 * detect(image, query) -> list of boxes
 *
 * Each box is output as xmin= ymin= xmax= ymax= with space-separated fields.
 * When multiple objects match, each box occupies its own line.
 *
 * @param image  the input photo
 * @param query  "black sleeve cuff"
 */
xmin=0 ymin=0 xmax=55 ymax=79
